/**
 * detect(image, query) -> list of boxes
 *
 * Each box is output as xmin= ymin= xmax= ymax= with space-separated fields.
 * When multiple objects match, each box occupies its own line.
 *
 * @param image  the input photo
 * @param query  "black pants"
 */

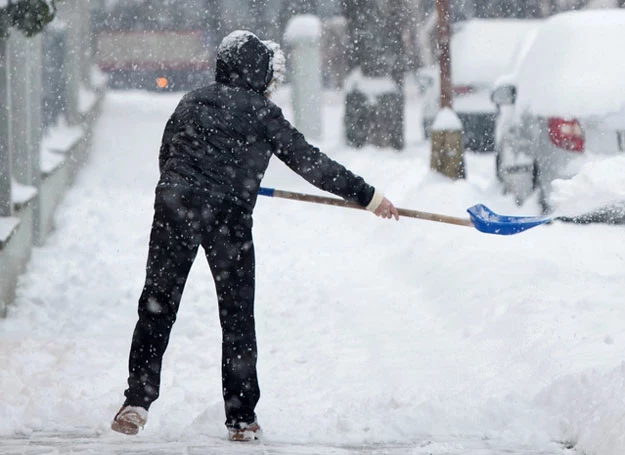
xmin=124 ymin=186 xmax=259 ymax=429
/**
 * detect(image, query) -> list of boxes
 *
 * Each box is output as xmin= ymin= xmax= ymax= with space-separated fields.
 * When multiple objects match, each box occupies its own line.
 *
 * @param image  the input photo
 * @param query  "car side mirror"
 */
xmin=491 ymin=85 xmax=516 ymax=106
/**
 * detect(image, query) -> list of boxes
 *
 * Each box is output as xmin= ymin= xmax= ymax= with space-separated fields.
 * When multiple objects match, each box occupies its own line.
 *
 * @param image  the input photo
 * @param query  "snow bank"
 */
xmin=537 ymin=363 xmax=625 ymax=455
xmin=550 ymin=155 xmax=625 ymax=217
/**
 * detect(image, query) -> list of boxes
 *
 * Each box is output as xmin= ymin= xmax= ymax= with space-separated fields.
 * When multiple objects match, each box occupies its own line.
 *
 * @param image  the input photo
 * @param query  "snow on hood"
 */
xmin=514 ymin=10 xmax=625 ymax=118
xmin=215 ymin=30 xmax=275 ymax=94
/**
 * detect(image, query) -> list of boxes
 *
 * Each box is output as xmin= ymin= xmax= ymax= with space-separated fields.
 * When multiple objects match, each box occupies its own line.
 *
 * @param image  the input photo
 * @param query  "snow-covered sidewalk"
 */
xmin=1 ymin=83 xmax=625 ymax=454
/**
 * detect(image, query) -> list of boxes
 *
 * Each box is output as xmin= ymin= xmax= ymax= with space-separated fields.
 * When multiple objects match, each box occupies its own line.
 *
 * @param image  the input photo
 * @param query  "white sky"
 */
xmin=1 ymin=80 xmax=625 ymax=454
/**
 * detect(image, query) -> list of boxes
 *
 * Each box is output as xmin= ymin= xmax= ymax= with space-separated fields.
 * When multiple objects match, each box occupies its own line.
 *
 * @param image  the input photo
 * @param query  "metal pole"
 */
xmin=436 ymin=0 xmax=452 ymax=110
xmin=430 ymin=0 xmax=465 ymax=180
xmin=0 ymin=38 xmax=11 ymax=216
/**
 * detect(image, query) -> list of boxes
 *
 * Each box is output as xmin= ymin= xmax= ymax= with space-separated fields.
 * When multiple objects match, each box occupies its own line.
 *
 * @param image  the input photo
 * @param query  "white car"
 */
xmin=492 ymin=9 xmax=625 ymax=214
xmin=417 ymin=18 xmax=541 ymax=152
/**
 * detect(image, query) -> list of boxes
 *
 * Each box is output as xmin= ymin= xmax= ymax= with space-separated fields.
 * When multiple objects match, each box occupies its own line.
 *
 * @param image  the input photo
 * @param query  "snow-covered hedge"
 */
xmin=0 ymin=0 xmax=56 ymax=38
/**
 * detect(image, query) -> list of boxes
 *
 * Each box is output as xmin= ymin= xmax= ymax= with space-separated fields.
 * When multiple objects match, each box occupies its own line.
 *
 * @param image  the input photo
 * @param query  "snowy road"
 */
xmin=2 ymin=84 xmax=625 ymax=454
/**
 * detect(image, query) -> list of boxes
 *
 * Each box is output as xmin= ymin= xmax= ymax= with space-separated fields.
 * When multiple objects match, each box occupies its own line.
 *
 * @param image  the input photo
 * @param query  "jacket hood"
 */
xmin=215 ymin=30 xmax=274 ymax=94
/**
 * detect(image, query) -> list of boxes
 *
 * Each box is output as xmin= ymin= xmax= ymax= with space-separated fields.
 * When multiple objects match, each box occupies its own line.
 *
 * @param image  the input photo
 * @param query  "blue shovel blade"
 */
xmin=467 ymin=204 xmax=552 ymax=235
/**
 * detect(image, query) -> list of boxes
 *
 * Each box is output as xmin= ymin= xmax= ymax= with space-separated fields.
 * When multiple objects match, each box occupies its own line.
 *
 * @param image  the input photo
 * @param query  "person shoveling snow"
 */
xmin=110 ymin=30 xmax=398 ymax=441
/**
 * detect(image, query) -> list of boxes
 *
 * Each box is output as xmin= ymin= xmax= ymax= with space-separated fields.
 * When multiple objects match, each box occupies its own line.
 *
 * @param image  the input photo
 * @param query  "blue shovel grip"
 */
xmin=258 ymin=187 xmax=275 ymax=197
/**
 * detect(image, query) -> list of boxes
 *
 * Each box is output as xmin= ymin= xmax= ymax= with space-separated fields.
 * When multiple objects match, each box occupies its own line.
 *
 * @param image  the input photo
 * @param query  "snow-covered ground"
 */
xmin=1 ymin=80 xmax=625 ymax=455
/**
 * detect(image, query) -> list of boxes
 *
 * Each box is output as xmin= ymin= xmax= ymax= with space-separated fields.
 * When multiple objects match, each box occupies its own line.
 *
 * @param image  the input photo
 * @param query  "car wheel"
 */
xmin=533 ymin=161 xmax=551 ymax=214
xmin=495 ymin=152 xmax=503 ymax=182
xmin=537 ymin=187 xmax=551 ymax=215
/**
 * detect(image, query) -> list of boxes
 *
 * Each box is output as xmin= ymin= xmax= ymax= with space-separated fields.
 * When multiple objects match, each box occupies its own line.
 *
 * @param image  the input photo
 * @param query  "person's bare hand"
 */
xmin=374 ymin=197 xmax=399 ymax=220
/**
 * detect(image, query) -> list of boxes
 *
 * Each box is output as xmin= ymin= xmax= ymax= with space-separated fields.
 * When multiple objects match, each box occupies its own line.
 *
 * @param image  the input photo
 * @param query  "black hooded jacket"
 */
xmin=157 ymin=31 xmax=375 ymax=212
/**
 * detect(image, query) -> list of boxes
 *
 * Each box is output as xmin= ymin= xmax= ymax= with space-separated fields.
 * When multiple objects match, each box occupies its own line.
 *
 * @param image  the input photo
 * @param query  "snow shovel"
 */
xmin=466 ymin=204 xmax=553 ymax=235
xmin=467 ymin=202 xmax=625 ymax=235
xmin=258 ymin=187 xmax=473 ymax=228
xmin=259 ymin=187 xmax=561 ymax=235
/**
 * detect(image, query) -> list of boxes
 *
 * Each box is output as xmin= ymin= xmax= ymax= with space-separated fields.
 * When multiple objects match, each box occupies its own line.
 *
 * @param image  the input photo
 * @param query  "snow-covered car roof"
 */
xmin=515 ymin=9 xmax=625 ymax=118
xmin=450 ymin=19 xmax=542 ymax=87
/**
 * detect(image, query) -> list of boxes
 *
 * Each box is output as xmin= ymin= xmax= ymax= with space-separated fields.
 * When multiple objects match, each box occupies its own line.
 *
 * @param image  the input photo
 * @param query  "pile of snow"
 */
xmin=551 ymin=155 xmax=625 ymax=217
xmin=432 ymin=107 xmax=463 ymax=131
xmin=284 ymin=14 xmax=322 ymax=43
xmin=537 ymin=364 xmax=625 ymax=455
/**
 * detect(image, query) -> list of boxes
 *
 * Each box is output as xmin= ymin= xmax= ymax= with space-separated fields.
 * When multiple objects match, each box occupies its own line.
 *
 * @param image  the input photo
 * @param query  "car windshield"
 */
xmin=450 ymin=19 xmax=540 ymax=87
xmin=516 ymin=10 xmax=625 ymax=117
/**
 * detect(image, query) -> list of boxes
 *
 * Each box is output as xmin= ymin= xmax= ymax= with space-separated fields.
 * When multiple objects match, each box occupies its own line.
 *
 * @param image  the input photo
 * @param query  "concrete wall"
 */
xmin=0 ymin=1 xmax=105 ymax=317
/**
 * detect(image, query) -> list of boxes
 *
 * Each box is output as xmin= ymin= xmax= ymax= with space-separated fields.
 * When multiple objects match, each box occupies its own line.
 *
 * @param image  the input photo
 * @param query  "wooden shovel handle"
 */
xmin=259 ymin=188 xmax=473 ymax=228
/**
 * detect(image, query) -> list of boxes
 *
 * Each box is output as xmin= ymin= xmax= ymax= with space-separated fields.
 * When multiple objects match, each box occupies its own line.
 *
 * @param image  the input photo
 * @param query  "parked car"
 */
xmin=492 ymin=9 xmax=625 ymax=213
xmin=416 ymin=19 xmax=540 ymax=152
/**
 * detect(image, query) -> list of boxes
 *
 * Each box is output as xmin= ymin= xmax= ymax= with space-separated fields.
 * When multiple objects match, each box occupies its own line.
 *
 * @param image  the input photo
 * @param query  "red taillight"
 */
xmin=453 ymin=85 xmax=473 ymax=95
xmin=548 ymin=117 xmax=584 ymax=152
xmin=156 ymin=77 xmax=169 ymax=89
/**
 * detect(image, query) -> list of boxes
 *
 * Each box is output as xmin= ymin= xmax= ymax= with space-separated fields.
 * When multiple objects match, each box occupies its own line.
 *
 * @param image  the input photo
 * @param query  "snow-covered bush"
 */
xmin=0 ymin=0 xmax=56 ymax=38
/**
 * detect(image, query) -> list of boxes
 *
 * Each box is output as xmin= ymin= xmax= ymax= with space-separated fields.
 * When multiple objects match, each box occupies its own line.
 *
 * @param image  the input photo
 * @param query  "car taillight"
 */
xmin=453 ymin=85 xmax=473 ymax=95
xmin=156 ymin=77 xmax=169 ymax=89
xmin=547 ymin=117 xmax=584 ymax=152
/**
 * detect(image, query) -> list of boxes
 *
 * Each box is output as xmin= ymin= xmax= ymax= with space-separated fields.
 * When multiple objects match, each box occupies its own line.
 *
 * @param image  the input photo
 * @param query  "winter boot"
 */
xmin=227 ymin=421 xmax=262 ymax=442
xmin=111 ymin=405 xmax=148 ymax=435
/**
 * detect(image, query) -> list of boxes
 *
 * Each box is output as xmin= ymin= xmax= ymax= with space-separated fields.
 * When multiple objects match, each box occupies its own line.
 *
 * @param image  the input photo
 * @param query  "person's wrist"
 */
xmin=366 ymin=189 xmax=384 ymax=213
